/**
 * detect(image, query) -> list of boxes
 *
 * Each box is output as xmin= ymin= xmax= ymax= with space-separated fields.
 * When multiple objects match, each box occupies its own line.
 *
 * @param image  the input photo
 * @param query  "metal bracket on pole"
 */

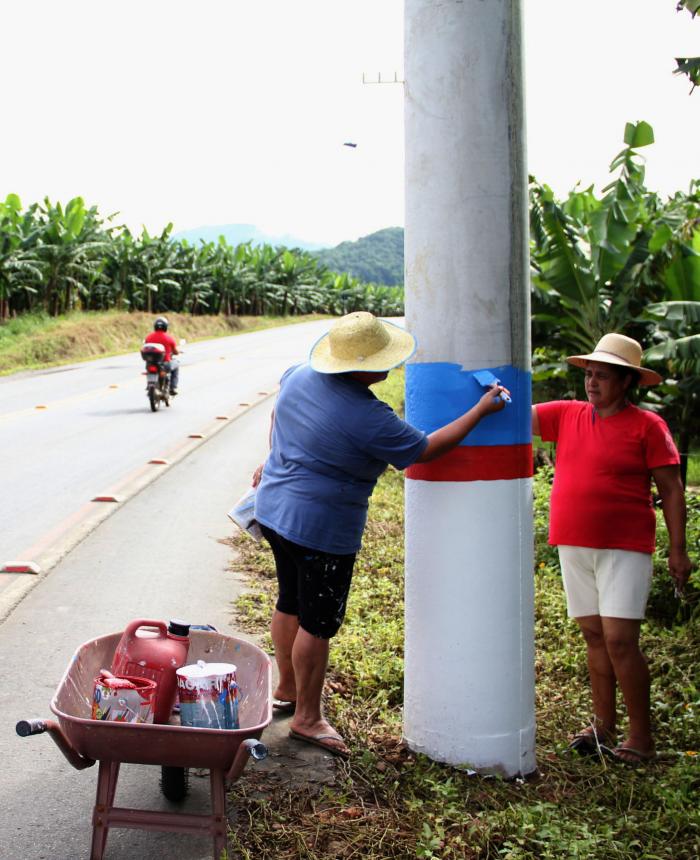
xmin=362 ymin=71 xmax=404 ymax=85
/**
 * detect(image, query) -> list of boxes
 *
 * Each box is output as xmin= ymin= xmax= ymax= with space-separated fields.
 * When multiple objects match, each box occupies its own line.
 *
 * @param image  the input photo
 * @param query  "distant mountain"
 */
xmin=172 ymin=223 xmax=406 ymax=287
xmin=314 ymin=227 xmax=404 ymax=286
xmin=172 ymin=223 xmax=329 ymax=252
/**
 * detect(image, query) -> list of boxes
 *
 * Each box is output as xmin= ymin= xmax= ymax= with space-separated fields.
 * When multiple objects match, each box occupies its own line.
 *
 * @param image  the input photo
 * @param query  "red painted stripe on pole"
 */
xmin=406 ymin=444 xmax=533 ymax=482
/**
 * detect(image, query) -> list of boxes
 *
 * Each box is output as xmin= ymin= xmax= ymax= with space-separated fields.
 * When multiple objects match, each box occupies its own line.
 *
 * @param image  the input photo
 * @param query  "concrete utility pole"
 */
xmin=403 ymin=0 xmax=535 ymax=776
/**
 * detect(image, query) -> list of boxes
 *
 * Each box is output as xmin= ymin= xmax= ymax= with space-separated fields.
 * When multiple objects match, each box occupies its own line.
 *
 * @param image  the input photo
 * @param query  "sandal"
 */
xmin=612 ymin=745 xmax=656 ymax=766
xmin=568 ymin=726 xmax=616 ymax=756
xmin=289 ymin=728 xmax=350 ymax=759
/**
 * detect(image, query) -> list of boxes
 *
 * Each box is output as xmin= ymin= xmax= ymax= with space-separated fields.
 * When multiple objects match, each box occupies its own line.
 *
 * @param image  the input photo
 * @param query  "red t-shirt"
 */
xmin=144 ymin=330 xmax=177 ymax=362
xmin=536 ymin=400 xmax=680 ymax=554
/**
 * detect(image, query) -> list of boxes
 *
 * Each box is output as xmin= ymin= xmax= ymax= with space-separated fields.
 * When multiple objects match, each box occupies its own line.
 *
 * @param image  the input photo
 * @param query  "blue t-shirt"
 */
xmin=254 ymin=364 xmax=428 ymax=554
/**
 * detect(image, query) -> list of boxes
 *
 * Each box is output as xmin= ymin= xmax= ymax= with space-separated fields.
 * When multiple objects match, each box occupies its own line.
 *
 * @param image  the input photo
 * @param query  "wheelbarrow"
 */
xmin=16 ymin=628 xmax=272 ymax=860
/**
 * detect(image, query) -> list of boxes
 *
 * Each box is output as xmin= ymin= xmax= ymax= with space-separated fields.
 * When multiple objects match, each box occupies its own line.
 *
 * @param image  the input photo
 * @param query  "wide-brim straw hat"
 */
xmin=566 ymin=333 xmax=662 ymax=386
xmin=309 ymin=312 xmax=416 ymax=374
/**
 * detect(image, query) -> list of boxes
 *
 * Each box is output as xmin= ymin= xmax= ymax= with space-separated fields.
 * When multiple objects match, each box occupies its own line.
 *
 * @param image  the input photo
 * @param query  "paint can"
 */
xmin=91 ymin=671 xmax=156 ymax=723
xmin=176 ymin=660 xmax=239 ymax=730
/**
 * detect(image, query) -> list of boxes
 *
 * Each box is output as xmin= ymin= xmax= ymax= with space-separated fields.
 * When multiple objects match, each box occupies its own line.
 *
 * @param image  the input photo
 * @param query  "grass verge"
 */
xmin=0 ymin=310 xmax=328 ymax=375
xmin=228 ymin=370 xmax=700 ymax=860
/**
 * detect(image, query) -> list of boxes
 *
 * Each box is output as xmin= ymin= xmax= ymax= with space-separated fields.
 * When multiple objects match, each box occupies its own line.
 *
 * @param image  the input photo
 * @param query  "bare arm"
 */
xmin=416 ymin=386 xmax=508 ymax=463
xmin=652 ymin=464 xmax=692 ymax=589
xmin=531 ymin=405 xmax=540 ymax=437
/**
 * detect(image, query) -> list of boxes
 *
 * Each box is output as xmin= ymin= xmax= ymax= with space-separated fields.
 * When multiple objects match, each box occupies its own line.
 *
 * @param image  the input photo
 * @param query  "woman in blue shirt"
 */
xmin=254 ymin=312 xmax=508 ymax=758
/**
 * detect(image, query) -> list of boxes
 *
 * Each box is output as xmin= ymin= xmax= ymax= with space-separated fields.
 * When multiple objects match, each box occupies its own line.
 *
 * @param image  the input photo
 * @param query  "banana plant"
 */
xmin=530 ymin=121 xmax=665 ymax=357
xmin=530 ymin=122 xmax=700 ymax=461
xmin=198 ymin=239 xmax=250 ymax=315
xmin=265 ymin=248 xmax=323 ymax=315
xmin=674 ymin=0 xmax=700 ymax=92
xmin=136 ymin=225 xmax=183 ymax=314
xmin=0 ymin=194 xmax=43 ymax=318
xmin=35 ymin=197 xmax=110 ymax=316
xmin=0 ymin=195 xmax=407 ymax=321
xmin=101 ymin=227 xmax=144 ymax=310
xmin=642 ymin=232 xmax=700 ymax=483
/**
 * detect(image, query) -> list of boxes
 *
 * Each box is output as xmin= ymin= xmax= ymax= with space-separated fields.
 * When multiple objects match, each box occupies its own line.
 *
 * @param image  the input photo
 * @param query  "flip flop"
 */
xmin=272 ymin=699 xmax=297 ymax=714
xmin=289 ymin=728 xmax=350 ymax=759
xmin=612 ymin=746 xmax=656 ymax=766
xmin=568 ymin=727 xmax=616 ymax=757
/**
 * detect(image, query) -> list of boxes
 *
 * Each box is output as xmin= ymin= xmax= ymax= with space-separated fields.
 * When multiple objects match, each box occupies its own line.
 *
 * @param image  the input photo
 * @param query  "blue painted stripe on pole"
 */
xmin=406 ymin=363 xmax=531 ymax=447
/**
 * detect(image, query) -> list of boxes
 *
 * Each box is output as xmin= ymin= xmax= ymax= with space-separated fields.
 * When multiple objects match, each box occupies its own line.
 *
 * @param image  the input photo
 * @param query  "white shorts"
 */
xmin=558 ymin=545 xmax=653 ymax=620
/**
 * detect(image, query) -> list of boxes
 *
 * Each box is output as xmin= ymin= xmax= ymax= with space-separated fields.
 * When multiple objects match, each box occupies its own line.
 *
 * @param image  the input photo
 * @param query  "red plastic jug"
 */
xmin=111 ymin=619 xmax=190 ymax=724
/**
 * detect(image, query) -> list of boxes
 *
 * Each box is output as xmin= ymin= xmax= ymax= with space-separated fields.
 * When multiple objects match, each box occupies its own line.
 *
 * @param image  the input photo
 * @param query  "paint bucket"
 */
xmin=176 ymin=660 xmax=239 ymax=730
xmin=91 ymin=670 xmax=156 ymax=723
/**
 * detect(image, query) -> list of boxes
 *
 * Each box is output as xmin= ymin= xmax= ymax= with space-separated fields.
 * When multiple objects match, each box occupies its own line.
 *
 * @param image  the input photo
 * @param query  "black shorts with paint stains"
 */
xmin=260 ymin=525 xmax=356 ymax=639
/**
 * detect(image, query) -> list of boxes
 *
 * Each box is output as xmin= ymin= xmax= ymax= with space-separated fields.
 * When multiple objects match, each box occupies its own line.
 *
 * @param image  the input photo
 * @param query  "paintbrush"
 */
xmin=472 ymin=369 xmax=512 ymax=403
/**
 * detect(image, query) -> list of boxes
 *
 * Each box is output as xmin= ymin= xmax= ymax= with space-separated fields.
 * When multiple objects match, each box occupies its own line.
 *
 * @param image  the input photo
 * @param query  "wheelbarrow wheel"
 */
xmin=160 ymin=766 xmax=190 ymax=802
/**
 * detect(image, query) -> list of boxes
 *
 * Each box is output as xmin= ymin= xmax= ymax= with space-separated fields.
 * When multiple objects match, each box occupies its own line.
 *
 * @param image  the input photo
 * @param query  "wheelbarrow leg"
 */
xmin=210 ymin=769 xmax=228 ymax=860
xmin=91 ymin=760 xmax=120 ymax=860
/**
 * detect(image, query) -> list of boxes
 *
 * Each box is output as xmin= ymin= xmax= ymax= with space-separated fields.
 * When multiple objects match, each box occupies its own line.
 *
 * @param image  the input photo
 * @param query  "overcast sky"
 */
xmin=2 ymin=1 xmax=698 ymax=245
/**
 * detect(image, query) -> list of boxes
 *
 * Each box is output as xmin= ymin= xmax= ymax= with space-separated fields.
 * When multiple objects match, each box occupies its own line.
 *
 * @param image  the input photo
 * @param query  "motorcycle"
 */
xmin=140 ymin=343 xmax=172 ymax=412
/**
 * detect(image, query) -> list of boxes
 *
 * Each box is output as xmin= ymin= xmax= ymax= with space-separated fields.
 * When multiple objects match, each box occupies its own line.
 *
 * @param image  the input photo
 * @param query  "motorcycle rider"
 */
xmin=144 ymin=316 xmax=180 ymax=395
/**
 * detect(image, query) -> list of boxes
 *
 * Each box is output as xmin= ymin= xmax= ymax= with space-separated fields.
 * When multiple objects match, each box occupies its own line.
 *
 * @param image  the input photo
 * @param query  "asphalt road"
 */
xmin=0 ymin=320 xmax=341 ymax=860
xmin=0 ymin=320 xmax=330 ymax=613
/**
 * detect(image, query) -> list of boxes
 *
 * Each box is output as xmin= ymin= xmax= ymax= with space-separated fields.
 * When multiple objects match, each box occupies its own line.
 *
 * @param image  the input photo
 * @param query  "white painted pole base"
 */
xmin=404 ymin=478 xmax=536 ymax=776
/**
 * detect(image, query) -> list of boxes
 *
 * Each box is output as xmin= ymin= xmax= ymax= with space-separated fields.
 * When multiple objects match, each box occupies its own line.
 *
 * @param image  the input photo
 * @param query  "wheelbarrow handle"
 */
xmin=225 ymin=737 xmax=268 ymax=786
xmin=16 ymin=719 xmax=96 ymax=771
xmin=16 ymin=719 xmax=48 ymax=737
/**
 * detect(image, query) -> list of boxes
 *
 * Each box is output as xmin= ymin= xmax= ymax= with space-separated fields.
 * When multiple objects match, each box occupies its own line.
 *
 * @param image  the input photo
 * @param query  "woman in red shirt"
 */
xmin=532 ymin=333 xmax=691 ymax=765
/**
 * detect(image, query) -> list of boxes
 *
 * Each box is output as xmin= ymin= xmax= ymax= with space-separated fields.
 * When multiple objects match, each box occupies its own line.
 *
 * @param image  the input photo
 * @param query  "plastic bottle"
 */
xmin=111 ymin=619 xmax=191 ymax=724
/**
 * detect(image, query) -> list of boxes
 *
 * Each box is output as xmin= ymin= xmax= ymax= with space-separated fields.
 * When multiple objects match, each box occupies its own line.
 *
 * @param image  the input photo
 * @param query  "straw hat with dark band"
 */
xmin=309 ymin=312 xmax=416 ymax=374
xmin=566 ymin=333 xmax=662 ymax=386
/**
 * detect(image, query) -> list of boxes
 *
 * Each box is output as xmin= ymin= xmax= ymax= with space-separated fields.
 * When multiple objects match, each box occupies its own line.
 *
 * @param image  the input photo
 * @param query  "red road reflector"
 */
xmin=216 ymin=416 xmax=229 ymax=421
xmin=1 ymin=561 xmax=41 ymax=575
xmin=148 ymin=459 xmax=170 ymax=465
xmin=188 ymin=433 xmax=205 ymax=439
xmin=91 ymin=495 xmax=122 ymax=503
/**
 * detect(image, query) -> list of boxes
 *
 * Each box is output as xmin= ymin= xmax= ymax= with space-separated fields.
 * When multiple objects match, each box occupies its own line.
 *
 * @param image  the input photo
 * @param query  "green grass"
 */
xmin=0 ymin=310 xmax=329 ymax=375
xmin=227 ymin=370 xmax=700 ymax=860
